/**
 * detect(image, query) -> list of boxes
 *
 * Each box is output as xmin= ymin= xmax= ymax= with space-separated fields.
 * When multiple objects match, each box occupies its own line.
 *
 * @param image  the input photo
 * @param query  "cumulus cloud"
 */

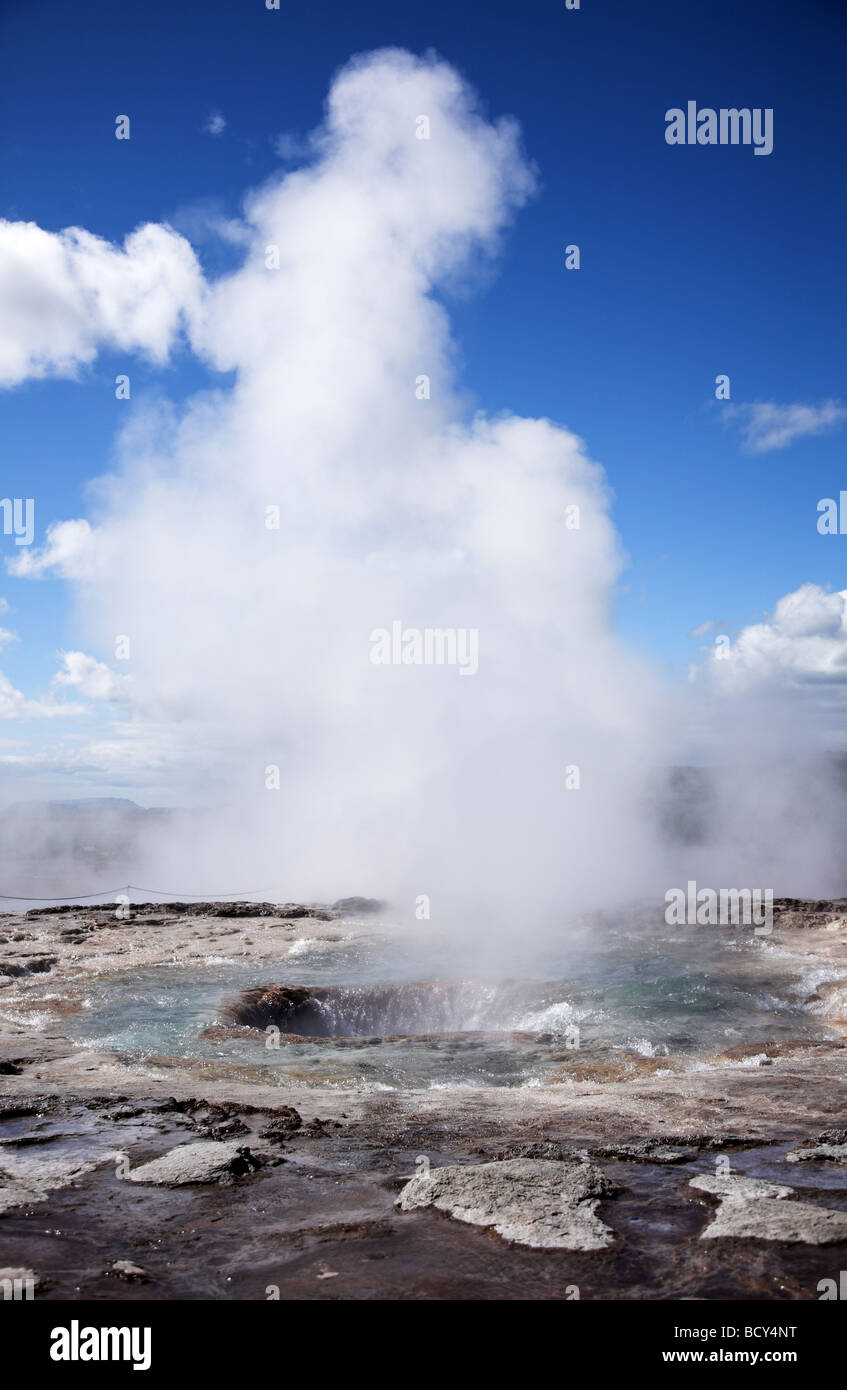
xmin=0 ymin=220 xmax=206 ymax=387
xmin=8 ymin=520 xmax=99 ymax=580
xmin=0 ymin=671 xmax=85 ymax=720
xmin=680 ymin=582 xmax=847 ymax=894
xmin=204 ymin=111 xmax=227 ymax=136
xmin=722 ymin=399 xmax=847 ymax=453
xmin=704 ymin=583 xmax=847 ymax=689
xmin=54 ymin=651 xmax=133 ymax=703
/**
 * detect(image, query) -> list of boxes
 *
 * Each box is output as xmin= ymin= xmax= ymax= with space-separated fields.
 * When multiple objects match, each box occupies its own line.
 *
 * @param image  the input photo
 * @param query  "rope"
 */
xmin=0 ymin=883 xmax=274 ymax=903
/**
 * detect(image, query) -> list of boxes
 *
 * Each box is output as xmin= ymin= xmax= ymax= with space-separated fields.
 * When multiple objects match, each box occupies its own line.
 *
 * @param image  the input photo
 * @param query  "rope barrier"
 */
xmin=0 ymin=883 xmax=274 ymax=903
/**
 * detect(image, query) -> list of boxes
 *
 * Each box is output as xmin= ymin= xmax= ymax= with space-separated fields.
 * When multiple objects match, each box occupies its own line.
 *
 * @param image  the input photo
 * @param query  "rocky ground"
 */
xmin=1 ymin=898 xmax=847 ymax=1300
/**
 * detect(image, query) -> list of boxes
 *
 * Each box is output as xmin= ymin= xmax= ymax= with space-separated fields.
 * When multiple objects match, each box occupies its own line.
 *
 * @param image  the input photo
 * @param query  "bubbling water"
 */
xmin=58 ymin=917 xmax=843 ymax=1090
xmin=220 ymin=978 xmax=577 ymax=1038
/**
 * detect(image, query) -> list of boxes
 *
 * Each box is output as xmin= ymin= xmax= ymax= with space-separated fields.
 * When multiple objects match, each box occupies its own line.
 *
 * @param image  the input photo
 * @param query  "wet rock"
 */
xmin=198 ymin=1117 xmax=250 ymax=1140
xmin=0 ymin=955 xmax=57 ymax=978
xmin=0 ymin=1101 xmax=42 ymax=1120
xmin=259 ymin=1108 xmax=302 ymax=1142
xmin=1 ymin=1132 xmax=56 ymax=1148
xmin=494 ymin=1141 xmax=571 ymax=1161
xmin=771 ymin=899 xmax=847 ymax=929
xmin=277 ymin=904 xmax=334 ymax=920
xmin=548 ymin=1050 xmax=673 ymax=1083
xmin=591 ymin=1140 xmax=696 ymax=1164
xmin=0 ymin=1152 xmax=103 ymax=1215
xmin=396 ymin=1158 xmax=616 ymax=1250
xmin=106 ymin=1259 xmax=149 ymax=1283
xmin=302 ymin=1116 xmax=341 ymax=1138
xmin=125 ymin=1140 xmax=260 ymax=1186
xmin=150 ymin=902 xmax=279 ymax=918
xmin=716 ymin=1038 xmax=846 ymax=1062
xmin=163 ymin=1099 xmax=256 ymax=1140
xmin=785 ymin=1143 xmax=847 ymax=1164
xmin=332 ymin=897 xmax=385 ymax=915
xmin=693 ymin=1174 xmax=793 ymax=1200
xmin=690 ymin=1173 xmax=847 ymax=1243
xmin=719 ymin=1041 xmax=789 ymax=1061
xmin=157 ymin=1097 xmax=262 ymax=1129
xmin=199 ymin=1023 xmax=268 ymax=1042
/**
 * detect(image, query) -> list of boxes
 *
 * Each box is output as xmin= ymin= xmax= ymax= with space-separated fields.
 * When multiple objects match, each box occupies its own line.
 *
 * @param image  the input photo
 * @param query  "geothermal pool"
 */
xmin=62 ymin=918 xmax=841 ymax=1090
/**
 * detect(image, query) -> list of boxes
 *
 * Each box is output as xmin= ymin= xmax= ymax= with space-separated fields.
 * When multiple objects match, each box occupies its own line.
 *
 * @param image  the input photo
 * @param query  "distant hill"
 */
xmin=7 ymin=797 xmax=149 ymax=814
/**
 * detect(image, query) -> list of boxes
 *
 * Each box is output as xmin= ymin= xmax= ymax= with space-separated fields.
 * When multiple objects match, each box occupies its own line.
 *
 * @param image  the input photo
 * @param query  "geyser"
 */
xmin=5 ymin=50 xmax=846 ymax=932
xmin=220 ymin=979 xmax=562 ymax=1039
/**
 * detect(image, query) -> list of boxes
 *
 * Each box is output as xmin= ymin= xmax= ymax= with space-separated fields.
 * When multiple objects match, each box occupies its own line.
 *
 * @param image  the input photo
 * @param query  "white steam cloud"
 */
xmin=4 ymin=50 xmax=846 ymax=930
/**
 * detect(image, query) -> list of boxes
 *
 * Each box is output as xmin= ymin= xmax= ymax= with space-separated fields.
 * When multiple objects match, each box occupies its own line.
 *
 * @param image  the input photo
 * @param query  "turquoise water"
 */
xmin=62 ymin=923 xmax=839 ymax=1090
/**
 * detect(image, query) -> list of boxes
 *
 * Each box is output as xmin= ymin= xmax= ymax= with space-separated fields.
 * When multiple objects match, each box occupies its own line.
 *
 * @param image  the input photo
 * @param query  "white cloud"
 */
xmin=204 ymin=111 xmax=227 ymax=136
xmin=0 ymin=627 xmax=17 ymax=649
xmin=54 ymin=651 xmax=133 ymax=703
xmin=0 ymin=670 xmax=85 ymax=719
xmin=702 ymin=583 xmax=847 ymax=690
xmin=722 ymin=400 xmax=847 ymax=453
xmin=0 ymin=220 xmax=206 ymax=387
xmin=8 ymin=520 xmax=98 ymax=580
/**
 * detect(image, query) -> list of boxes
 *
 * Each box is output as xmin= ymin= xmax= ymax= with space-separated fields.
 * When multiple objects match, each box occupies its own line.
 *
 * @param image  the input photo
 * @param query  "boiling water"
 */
xmin=61 ymin=917 xmax=841 ymax=1090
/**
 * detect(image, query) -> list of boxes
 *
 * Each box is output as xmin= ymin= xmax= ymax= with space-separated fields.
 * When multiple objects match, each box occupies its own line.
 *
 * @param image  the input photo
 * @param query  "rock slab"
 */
xmin=0 ymin=1152 xmax=103 ymax=1215
xmin=690 ymin=1173 xmax=847 ymax=1244
xmin=396 ymin=1158 xmax=616 ymax=1250
xmin=126 ymin=1141 xmax=259 ymax=1187
xmin=785 ymin=1143 xmax=847 ymax=1165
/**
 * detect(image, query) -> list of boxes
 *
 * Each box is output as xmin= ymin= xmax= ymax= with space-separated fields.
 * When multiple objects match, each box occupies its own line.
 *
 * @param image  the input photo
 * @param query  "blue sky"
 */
xmin=0 ymin=0 xmax=845 ymax=793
